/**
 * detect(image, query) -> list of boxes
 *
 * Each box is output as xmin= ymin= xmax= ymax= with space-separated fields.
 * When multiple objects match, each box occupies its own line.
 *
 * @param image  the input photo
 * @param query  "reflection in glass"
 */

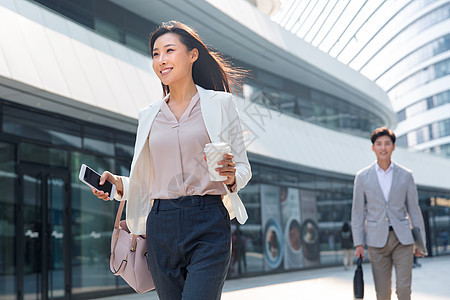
xmin=0 ymin=142 xmax=16 ymax=298
xmin=22 ymin=173 xmax=45 ymax=299
xmin=3 ymin=105 xmax=82 ymax=148
xmin=433 ymin=208 xmax=450 ymax=255
xmin=421 ymin=189 xmax=450 ymax=256
xmin=246 ymin=83 xmax=383 ymax=137
xmin=48 ymin=177 xmax=65 ymax=298
xmin=116 ymin=133 xmax=136 ymax=158
xmin=399 ymin=118 xmax=450 ymax=148
xmin=430 ymin=143 xmax=450 ymax=157
xmin=95 ymin=17 xmax=123 ymax=42
xmin=20 ymin=171 xmax=68 ymax=299
xmin=33 ymin=0 xmax=158 ymax=55
xmin=360 ymin=0 xmax=448 ymax=77
xmin=388 ymin=58 xmax=450 ymax=99
xmin=397 ymin=91 xmax=450 ymax=122
xmin=71 ymin=152 xmax=118 ymax=294
xmin=20 ymin=143 xmax=68 ymax=167
xmin=232 ymin=184 xmax=263 ymax=276
xmin=299 ymin=174 xmax=316 ymax=189
xmin=376 ymin=34 xmax=450 ymax=90
xmin=83 ymin=126 xmax=115 ymax=156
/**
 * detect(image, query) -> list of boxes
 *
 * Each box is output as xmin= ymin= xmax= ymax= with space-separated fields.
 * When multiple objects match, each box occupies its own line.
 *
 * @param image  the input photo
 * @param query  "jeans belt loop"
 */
xmin=155 ymin=199 xmax=160 ymax=214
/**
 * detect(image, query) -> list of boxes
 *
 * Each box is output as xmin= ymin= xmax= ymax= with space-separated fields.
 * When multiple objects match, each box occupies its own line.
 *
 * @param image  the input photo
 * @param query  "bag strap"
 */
xmin=113 ymin=201 xmax=139 ymax=242
xmin=114 ymin=200 xmax=126 ymax=230
xmin=110 ymin=253 xmax=127 ymax=275
xmin=357 ymin=256 xmax=363 ymax=267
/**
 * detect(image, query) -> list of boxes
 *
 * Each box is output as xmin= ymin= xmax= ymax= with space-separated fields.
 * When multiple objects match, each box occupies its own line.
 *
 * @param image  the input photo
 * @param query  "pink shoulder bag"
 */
xmin=110 ymin=200 xmax=155 ymax=293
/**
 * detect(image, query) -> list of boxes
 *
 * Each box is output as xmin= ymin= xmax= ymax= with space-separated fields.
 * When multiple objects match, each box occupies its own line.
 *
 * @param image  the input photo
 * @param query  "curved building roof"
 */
xmin=273 ymin=0 xmax=450 ymax=155
xmin=0 ymin=0 xmax=396 ymax=133
xmin=109 ymin=0 xmax=396 ymax=128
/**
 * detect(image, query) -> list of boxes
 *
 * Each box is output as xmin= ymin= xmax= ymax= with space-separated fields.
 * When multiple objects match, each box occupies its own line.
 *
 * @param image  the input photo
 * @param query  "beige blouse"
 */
xmin=147 ymin=92 xmax=226 ymax=199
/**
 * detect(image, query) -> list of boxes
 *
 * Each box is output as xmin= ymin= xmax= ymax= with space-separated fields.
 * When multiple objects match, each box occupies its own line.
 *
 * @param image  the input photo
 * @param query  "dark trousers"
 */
xmin=146 ymin=195 xmax=231 ymax=300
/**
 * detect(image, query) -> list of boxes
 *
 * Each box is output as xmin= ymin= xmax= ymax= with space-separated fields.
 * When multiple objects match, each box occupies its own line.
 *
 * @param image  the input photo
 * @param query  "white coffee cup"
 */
xmin=204 ymin=142 xmax=231 ymax=181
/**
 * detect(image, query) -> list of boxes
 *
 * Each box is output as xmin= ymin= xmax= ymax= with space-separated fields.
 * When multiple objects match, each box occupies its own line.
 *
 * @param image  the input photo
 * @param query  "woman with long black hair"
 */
xmin=91 ymin=21 xmax=251 ymax=299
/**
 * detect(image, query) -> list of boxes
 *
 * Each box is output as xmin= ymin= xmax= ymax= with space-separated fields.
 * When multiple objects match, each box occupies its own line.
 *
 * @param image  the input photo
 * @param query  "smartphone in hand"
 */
xmin=79 ymin=164 xmax=116 ymax=200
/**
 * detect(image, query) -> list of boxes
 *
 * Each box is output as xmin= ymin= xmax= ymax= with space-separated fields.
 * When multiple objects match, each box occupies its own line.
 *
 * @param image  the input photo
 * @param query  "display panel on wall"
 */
xmin=260 ymin=185 xmax=321 ymax=272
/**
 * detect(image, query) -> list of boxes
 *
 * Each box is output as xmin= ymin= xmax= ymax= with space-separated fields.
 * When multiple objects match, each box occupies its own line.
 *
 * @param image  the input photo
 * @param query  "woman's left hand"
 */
xmin=217 ymin=153 xmax=236 ymax=186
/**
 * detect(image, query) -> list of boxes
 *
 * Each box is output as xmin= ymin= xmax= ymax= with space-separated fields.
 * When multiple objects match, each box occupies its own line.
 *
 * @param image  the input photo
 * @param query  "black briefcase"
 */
xmin=353 ymin=256 xmax=364 ymax=299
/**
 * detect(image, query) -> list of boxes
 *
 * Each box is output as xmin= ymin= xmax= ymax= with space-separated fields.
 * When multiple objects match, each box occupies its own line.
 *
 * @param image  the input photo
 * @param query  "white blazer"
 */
xmin=115 ymin=85 xmax=252 ymax=235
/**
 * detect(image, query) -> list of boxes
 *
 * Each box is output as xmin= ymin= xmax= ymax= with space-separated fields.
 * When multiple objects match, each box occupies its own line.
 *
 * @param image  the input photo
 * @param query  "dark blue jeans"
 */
xmin=146 ymin=195 xmax=231 ymax=300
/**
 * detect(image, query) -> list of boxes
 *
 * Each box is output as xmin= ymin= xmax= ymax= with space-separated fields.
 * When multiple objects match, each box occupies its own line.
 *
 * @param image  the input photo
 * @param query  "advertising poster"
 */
xmin=229 ymin=184 xmax=263 ymax=275
xmin=300 ymin=189 xmax=320 ymax=267
xmin=260 ymin=184 xmax=283 ymax=271
xmin=281 ymin=187 xmax=303 ymax=270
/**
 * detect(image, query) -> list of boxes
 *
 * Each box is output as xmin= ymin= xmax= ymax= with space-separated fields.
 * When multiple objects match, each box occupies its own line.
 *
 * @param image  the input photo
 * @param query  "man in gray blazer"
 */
xmin=351 ymin=127 xmax=426 ymax=300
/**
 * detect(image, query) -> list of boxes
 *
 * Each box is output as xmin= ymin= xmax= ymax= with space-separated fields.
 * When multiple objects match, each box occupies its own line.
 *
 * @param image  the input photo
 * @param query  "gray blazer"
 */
xmin=351 ymin=161 xmax=426 ymax=248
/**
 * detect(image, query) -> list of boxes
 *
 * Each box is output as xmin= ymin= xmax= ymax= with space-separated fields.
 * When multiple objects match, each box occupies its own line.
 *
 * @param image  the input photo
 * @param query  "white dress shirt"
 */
xmin=375 ymin=162 xmax=394 ymax=202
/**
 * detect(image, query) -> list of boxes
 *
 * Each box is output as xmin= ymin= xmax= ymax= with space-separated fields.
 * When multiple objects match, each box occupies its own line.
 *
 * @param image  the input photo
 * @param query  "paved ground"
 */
xmin=100 ymin=255 xmax=450 ymax=300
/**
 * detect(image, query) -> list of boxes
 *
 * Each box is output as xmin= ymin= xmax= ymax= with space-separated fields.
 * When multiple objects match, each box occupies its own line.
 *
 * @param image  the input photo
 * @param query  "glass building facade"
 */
xmin=1 ymin=98 xmax=449 ymax=298
xmin=0 ymin=99 xmax=134 ymax=299
xmin=30 ymin=0 xmax=385 ymax=138
xmin=31 ymin=0 xmax=158 ymax=55
xmin=273 ymin=0 xmax=450 ymax=157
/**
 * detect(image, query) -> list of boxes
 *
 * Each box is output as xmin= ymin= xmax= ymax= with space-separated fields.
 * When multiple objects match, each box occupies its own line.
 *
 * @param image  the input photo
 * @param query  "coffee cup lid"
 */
xmin=204 ymin=142 xmax=230 ymax=151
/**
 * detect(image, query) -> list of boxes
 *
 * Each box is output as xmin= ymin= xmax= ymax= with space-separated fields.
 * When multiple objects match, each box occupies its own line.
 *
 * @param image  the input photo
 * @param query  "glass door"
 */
xmin=19 ymin=165 xmax=70 ymax=300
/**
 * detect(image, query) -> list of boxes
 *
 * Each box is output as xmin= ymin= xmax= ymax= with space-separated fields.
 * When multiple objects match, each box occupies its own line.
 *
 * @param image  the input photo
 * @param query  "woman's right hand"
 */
xmin=91 ymin=171 xmax=123 ymax=201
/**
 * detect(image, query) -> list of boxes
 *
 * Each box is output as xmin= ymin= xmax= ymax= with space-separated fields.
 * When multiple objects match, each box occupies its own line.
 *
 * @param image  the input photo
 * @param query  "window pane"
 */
xmin=20 ymin=143 xmax=68 ymax=167
xmin=3 ymin=105 xmax=82 ymax=148
xmin=83 ymin=126 xmax=114 ymax=155
xmin=0 ymin=142 xmax=16 ymax=298
xmin=125 ymin=31 xmax=149 ymax=54
xmin=115 ymin=132 xmax=135 ymax=158
xmin=60 ymin=1 xmax=94 ymax=28
xmin=235 ymin=184 xmax=263 ymax=276
xmin=70 ymin=152 xmax=120 ymax=294
xmin=94 ymin=18 xmax=123 ymax=42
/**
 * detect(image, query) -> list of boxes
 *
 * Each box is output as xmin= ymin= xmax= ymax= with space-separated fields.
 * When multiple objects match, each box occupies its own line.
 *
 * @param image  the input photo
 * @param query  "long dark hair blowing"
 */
xmin=150 ymin=21 xmax=246 ymax=96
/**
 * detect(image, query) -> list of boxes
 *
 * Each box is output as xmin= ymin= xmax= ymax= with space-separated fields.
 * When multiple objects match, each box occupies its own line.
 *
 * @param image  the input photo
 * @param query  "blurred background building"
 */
xmin=0 ymin=0 xmax=449 ymax=299
xmin=272 ymin=0 xmax=450 ymax=157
